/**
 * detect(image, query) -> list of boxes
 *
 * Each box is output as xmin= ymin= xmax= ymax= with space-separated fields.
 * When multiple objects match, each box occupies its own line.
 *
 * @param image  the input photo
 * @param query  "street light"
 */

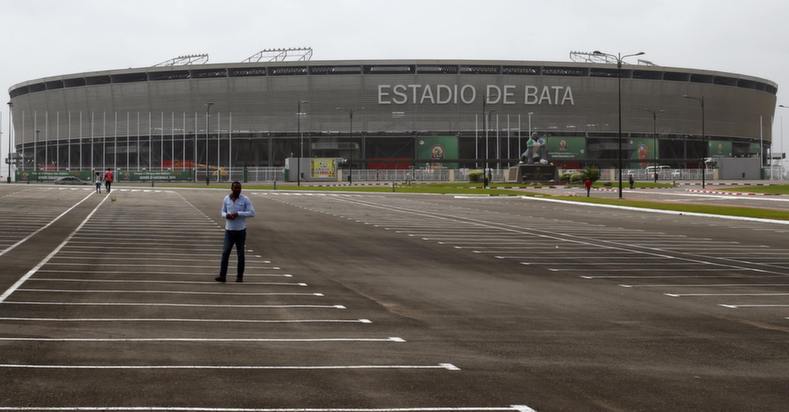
xmin=336 ymin=106 xmax=362 ymax=185
xmin=683 ymin=95 xmax=706 ymax=188
xmin=777 ymin=105 xmax=787 ymax=180
xmin=6 ymin=102 xmax=12 ymax=183
xmin=205 ymin=102 xmax=214 ymax=186
xmin=296 ymin=100 xmax=309 ymax=187
xmin=593 ymin=50 xmax=645 ymax=199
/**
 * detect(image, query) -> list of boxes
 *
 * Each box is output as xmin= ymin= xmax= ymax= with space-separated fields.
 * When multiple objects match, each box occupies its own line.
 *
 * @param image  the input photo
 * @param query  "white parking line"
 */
xmin=0 ymin=317 xmax=372 ymax=324
xmin=35 ymin=270 xmax=292 ymax=277
xmin=16 ymin=289 xmax=319 ymax=296
xmin=0 ymin=195 xmax=109 ymax=303
xmin=28 ymin=278 xmax=295 ymax=285
xmin=0 ymin=406 xmax=532 ymax=412
xmin=0 ymin=363 xmax=460 ymax=371
xmin=666 ymin=292 xmax=789 ymax=297
xmin=2 ymin=302 xmax=346 ymax=309
xmin=0 ymin=191 xmax=95 ymax=257
xmin=0 ymin=337 xmax=404 ymax=343
xmin=620 ymin=283 xmax=789 ymax=288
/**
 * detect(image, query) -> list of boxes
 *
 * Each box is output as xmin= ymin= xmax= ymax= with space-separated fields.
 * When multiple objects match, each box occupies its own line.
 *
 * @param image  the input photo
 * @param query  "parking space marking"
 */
xmin=35 ymin=270 xmax=292 ymax=277
xmin=2 ymin=302 xmax=347 ymax=309
xmin=0 ymin=191 xmax=95 ymax=257
xmin=16 ymin=289 xmax=318 ymax=296
xmin=0 ymin=406 xmax=533 ymax=412
xmin=0 ymin=363 xmax=460 ymax=371
xmin=28 ymin=278 xmax=295 ymax=285
xmin=0 ymin=317 xmax=372 ymax=324
xmin=0 ymin=337 xmax=405 ymax=343
xmin=0 ymin=195 xmax=109 ymax=302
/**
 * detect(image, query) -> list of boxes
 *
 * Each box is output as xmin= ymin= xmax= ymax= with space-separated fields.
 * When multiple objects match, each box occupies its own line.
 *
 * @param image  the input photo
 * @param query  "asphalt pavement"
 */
xmin=0 ymin=184 xmax=788 ymax=411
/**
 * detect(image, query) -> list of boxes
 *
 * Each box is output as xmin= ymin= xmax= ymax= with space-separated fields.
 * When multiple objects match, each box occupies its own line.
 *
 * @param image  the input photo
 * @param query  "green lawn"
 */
xmin=548 ymin=195 xmax=789 ymax=221
xmin=718 ymin=184 xmax=789 ymax=195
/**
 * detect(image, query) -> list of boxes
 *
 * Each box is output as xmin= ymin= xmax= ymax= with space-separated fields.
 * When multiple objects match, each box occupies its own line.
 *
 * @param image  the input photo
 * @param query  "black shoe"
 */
xmin=235 ymin=277 xmax=243 ymax=283
xmin=214 ymin=276 xmax=226 ymax=283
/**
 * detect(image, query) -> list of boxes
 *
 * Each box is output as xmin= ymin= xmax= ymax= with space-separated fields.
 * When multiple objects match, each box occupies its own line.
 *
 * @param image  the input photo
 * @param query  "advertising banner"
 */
xmin=310 ymin=158 xmax=337 ymax=179
xmin=629 ymin=138 xmax=658 ymax=169
xmin=708 ymin=140 xmax=733 ymax=157
xmin=416 ymin=136 xmax=458 ymax=168
xmin=547 ymin=136 xmax=585 ymax=160
xmin=16 ymin=170 xmax=94 ymax=182
xmin=126 ymin=170 xmax=192 ymax=181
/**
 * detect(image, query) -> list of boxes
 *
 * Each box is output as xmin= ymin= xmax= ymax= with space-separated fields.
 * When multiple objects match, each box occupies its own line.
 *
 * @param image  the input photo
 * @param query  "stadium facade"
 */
xmin=7 ymin=59 xmax=778 ymax=177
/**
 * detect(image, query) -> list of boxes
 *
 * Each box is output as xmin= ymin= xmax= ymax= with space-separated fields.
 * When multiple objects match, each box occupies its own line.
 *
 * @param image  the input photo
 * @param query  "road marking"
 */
xmin=35 ymin=270 xmax=292 ymax=277
xmin=0 ymin=363 xmax=460 ymax=370
xmin=16 ymin=289 xmax=321 ymax=296
xmin=43 ymin=263 xmax=280 ymax=270
xmin=719 ymin=304 xmax=789 ymax=308
xmin=0 ymin=337 xmax=405 ymax=343
xmin=620 ymin=283 xmax=789 ymax=288
xmin=0 ymin=191 xmax=95 ymax=257
xmin=28 ymin=278 xmax=296 ymax=285
xmin=0 ymin=317 xmax=372 ymax=324
xmin=0 ymin=195 xmax=109 ymax=303
xmin=2 ymin=302 xmax=346 ymax=309
xmin=666 ymin=292 xmax=789 ymax=297
xmin=0 ymin=406 xmax=532 ymax=412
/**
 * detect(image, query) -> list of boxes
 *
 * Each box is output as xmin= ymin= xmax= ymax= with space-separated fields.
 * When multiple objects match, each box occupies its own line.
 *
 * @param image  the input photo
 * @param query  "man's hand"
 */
xmin=226 ymin=212 xmax=238 ymax=220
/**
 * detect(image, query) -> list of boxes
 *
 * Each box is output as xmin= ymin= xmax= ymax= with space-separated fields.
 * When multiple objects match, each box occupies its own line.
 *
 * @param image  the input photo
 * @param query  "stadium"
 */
xmin=6 ymin=50 xmax=778 ymax=181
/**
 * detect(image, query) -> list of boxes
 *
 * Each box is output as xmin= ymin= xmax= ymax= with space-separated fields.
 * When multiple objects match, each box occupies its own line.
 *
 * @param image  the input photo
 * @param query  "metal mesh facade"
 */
xmin=7 ymin=59 xmax=778 ymax=170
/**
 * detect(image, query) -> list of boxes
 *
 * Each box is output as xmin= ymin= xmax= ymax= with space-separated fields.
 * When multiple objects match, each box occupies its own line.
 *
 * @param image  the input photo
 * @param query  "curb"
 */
xmin=686 ymin=189 xmax=763 ymax=196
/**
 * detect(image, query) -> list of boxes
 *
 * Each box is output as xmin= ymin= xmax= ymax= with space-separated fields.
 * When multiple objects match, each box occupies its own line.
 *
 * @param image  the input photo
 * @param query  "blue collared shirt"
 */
xmin=221 ymin=194 xmax=256 ymax=231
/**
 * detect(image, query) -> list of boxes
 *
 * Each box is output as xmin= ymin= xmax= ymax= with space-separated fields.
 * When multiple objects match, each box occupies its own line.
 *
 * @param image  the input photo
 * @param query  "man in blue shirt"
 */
xmin=215 ymin=181 xmax=256 ymax=283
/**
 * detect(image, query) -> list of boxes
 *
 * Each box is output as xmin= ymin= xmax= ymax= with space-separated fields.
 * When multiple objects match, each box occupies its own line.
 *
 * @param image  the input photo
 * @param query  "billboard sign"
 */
xmin=416 ymin=136 xmax=459 ymax=169
xmin=547 ymin=136 xmax=585 ymax=160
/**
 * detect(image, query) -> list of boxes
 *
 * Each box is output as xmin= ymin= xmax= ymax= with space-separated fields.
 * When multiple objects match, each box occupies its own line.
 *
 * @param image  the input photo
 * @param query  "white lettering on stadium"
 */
xmin=378 ymin=84 xmax=575 ymax=106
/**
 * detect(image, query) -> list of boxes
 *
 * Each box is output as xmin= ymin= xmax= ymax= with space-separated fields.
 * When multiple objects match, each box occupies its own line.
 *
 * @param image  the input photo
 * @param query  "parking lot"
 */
xmin=0 ymin=185 xmax=788 ymax=411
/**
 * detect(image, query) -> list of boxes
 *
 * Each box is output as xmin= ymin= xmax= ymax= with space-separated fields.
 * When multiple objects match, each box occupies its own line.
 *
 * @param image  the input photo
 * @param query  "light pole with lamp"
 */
xmin=6 ymin=102 xmax=12 ymax=183
xmin=296 ymin=100 xmax=308 ymax=187
xmin=205 ymin=102 xmax=213 ymax=186
xmin=593 ymin=50 xmax=645 ymax=199
xmin=683 ymin=95 xmax=706 ymax=188
xmin=778 ymin=105 xmax=788 ymax=180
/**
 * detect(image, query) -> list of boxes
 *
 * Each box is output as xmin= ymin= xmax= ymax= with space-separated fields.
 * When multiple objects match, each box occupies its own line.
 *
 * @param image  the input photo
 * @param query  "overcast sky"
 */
xmin=2 ymin=0 xmax=788 ymax=166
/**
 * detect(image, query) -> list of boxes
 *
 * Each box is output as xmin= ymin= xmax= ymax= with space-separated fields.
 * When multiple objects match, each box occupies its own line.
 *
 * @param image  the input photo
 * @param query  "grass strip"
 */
xmin=545 ymin=195 xmax=789 ymax=221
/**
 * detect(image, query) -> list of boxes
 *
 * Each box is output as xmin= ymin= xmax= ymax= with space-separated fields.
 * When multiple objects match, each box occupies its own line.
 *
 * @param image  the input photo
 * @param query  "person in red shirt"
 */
xmin=103 ymin=168 xmax=114 ymax=193
xmin=584 ymin=178 xmax=592 ymax=197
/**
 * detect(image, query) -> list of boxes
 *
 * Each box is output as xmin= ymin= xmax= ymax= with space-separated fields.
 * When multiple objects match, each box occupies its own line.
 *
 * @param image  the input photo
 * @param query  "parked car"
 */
xmin=53 ymin=176 xmax=90 ymax=185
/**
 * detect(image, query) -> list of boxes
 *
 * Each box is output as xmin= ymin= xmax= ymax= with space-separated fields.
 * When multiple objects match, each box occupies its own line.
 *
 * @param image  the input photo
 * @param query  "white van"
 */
xmin=644 ymin=165 xmax=671 ymax=173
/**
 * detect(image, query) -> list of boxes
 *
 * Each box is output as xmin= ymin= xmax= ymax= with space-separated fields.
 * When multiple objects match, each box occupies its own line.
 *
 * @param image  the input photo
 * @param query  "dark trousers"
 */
xmin=219 ymin=229 xmax=246 ymax=279
xmin=105 ymin=181 xmax=112 ymax=193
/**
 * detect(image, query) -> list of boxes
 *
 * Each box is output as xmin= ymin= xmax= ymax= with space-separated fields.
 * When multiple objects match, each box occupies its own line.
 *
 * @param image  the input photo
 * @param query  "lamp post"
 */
xmin=777 ymin=105 xmax=788 ymax=181
xmin=205 ymin=102 xmax=213 ymax=186
xmin=683 ymin=95 xmax=706 ymax=188
xmin=7 ymin=102 xmax=12 ymax=183
xmin=593 ymin=50 xmax=645 ymax=199
xmin=296 ymin=100 xmax=308 ymax=187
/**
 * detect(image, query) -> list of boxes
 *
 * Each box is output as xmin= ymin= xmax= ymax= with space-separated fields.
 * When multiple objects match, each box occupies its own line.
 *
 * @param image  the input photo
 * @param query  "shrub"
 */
xmin=581 ymin=165 xmax=601 ymax=182
xmin=468 ymin=169 xmax=484 ymax=183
